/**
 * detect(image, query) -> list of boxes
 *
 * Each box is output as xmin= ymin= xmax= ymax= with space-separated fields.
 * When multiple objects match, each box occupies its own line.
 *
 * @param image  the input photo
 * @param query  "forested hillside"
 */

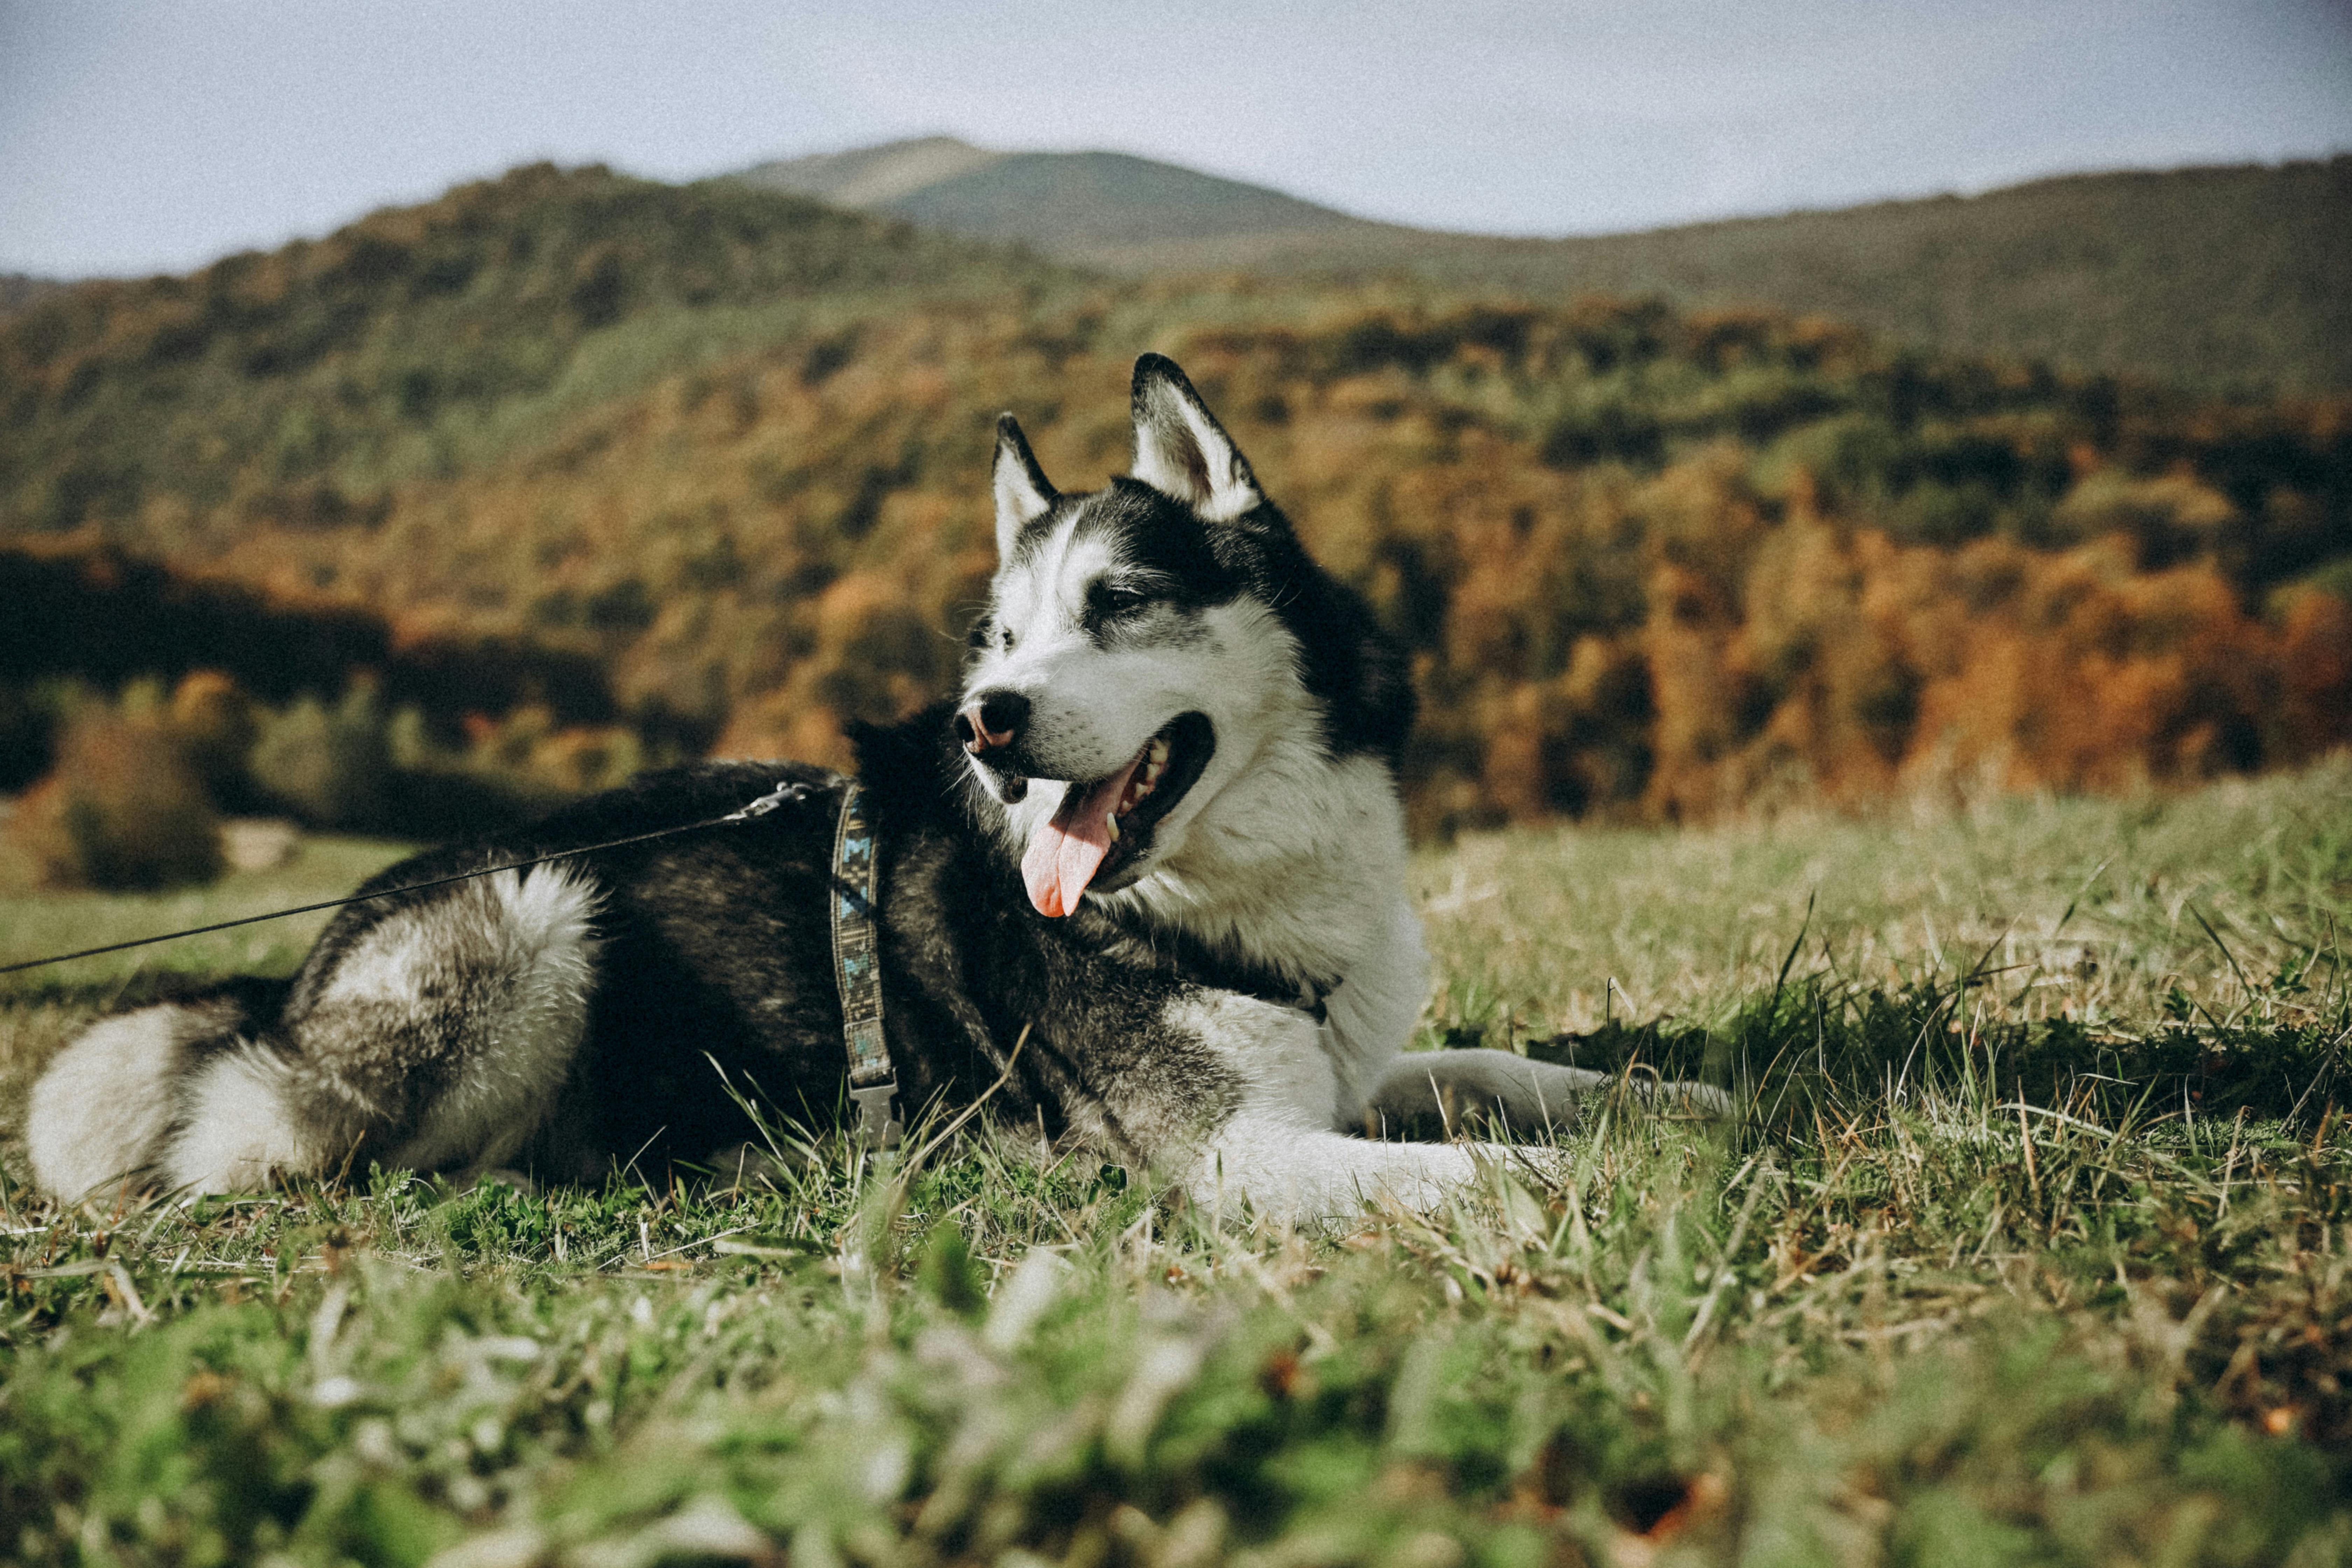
xmin=744 ymin=142 xmax=2352 ymax=396
xmin=1 ymin=164 xmax=2347 ymax=856
xmin=0 ymin=275 xmax=67 ymax=318
xmin=223 ymin=298 xmax=2352 ymax=834
xmin=0 ymin=163 xmax=1060 ymax=538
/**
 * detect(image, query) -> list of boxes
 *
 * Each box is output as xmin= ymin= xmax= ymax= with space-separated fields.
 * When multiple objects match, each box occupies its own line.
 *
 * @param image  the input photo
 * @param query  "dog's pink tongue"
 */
xmin=1021 ymin=760 xmax=1139 ymax=917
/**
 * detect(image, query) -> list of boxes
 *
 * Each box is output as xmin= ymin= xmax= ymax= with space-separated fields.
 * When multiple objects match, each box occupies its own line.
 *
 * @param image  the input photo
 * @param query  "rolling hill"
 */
xmin=741 ymin=136 xmax=1376 ymax=250
xmin=0 ymin=275 xmax=67 ymax=318
xmin=740 ymin=140 xmax=2352 ymax=397
xmin=0 ymin=162 xmax=1066 ymax=538
xmin=0 ymin=161 xmax=2347 ymax=845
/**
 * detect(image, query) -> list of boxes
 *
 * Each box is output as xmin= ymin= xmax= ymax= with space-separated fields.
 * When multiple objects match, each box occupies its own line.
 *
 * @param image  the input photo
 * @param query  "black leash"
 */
xmin=0 ymin=779 xmax=819 ymax=978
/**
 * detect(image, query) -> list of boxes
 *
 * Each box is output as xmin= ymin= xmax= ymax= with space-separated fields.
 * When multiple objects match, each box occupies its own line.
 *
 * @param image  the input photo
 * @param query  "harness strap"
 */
xmin=830 ymin=781 xmax=900 ymax=1150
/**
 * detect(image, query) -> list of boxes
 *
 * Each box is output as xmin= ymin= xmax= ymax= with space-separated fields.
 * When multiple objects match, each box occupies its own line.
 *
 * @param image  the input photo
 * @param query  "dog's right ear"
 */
xmin=993 ymin=414 xmax=1057 ymax=559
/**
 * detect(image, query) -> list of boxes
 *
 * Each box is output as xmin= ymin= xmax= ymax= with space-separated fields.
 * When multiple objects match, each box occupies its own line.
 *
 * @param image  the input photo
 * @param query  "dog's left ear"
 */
xmin=1131 ymin=354 xmax=1261 ymax=521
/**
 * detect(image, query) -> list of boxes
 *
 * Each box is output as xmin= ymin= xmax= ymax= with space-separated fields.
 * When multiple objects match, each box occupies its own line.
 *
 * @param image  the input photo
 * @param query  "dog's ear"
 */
xmin=993 ymin=414 xmax=1057 ymax=558
xmin=1131 ymin=354 xmax=1261 ymax=521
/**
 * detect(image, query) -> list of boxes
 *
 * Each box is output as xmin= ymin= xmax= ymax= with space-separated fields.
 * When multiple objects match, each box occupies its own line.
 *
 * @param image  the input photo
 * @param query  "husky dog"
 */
xmin=26 ymin=356 xmax=1713 ymax=1220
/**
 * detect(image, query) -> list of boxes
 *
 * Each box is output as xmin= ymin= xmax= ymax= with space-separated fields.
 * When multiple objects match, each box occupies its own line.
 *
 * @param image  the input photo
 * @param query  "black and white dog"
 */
xmin=27 ymin=356 xmax=1710 ymax=1220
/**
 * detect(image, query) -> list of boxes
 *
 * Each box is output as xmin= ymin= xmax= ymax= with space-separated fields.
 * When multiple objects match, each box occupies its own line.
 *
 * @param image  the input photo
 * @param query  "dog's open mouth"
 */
xmin=1021 ymin=712 xmax=1214 ymax=917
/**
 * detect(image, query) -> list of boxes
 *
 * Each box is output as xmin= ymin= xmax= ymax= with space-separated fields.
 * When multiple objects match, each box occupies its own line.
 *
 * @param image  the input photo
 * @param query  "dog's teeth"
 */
xmin=1106 ymin=814 xmax=1120 ymax=841
xmin=1149 ymin=737 xmax=1170 ymax=765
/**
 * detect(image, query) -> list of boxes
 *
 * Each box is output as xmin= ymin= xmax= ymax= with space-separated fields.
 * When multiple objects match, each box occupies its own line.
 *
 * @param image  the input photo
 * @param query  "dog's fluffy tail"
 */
xmin=25 ymin=982 xmax=284 ymax=1202
xmin=26 ymin=865 xmax=603 ymax=1201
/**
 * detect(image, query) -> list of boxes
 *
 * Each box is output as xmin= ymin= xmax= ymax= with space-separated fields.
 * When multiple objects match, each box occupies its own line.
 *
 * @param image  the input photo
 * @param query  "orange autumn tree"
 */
xmin=5 ymin=291 xmax=2347 ymax=835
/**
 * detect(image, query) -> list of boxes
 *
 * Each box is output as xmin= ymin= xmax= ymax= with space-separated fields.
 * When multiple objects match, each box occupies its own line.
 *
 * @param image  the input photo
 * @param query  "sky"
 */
xmin=3 ymin=0 xmax=2348 ymax=278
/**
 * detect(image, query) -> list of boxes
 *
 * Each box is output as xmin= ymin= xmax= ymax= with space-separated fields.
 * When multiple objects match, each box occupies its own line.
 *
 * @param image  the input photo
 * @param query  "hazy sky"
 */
xmin=4 ymin=0 xmax=2348 ymax=277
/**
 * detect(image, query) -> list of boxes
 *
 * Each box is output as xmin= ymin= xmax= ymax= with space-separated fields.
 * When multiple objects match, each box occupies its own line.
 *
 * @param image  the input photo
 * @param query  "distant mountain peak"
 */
xmin=739 ymin=136 xmax=1009 ymax=209
xmin=735 ymin=139 xmax=1368 ymax=251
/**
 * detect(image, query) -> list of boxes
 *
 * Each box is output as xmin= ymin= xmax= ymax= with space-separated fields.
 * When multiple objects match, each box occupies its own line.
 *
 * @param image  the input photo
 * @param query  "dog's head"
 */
xmin=960 ymin=354 xmax=1413 ymax=918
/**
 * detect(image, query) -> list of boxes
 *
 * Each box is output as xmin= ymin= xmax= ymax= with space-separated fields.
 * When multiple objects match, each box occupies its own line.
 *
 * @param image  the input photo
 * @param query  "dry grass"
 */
xmin=1421 ymin=756 xmax=2352 ymax=1036
xmin=2 ymin=763 xmax=2347 ymax=1566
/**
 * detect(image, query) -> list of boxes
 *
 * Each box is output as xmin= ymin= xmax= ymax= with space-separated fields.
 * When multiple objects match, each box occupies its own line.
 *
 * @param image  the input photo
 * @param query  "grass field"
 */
xmin=3 ymin=761 xmax=2349 ymax=1567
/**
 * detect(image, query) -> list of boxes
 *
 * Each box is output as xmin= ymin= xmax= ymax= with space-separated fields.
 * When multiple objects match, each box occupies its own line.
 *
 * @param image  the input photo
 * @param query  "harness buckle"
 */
xmin=724 ymin=779 xmax=810 ymax=823
xmin=851 ymin=1080 xmax=902 ymax=1151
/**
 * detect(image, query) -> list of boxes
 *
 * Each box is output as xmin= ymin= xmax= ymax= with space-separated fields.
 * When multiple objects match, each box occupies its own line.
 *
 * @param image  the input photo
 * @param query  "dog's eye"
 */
xmin=967 ymin=615 xmax=994 ymax=650
xmin=1086 ymin=581 xmax=1150 ymax=621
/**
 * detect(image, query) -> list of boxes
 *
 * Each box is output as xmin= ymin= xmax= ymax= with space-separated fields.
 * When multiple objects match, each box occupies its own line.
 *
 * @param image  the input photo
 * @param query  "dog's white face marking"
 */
xmin=960 ymin=358 xmax=1421 ymax=1001
xmin=970 ymin=516 xmax=1300 ymax=866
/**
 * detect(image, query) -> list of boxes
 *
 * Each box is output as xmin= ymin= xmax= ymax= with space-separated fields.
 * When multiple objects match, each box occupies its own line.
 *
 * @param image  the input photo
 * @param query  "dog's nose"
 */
xmin=953 ymin=690 xmax=1029 ymax=756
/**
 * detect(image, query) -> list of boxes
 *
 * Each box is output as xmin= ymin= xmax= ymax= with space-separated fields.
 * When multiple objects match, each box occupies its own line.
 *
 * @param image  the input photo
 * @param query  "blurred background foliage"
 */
xmin=0 ymin=670 xmax=648 ymax=890
xmin=0 ymin=163 xmax=2346 ymax=884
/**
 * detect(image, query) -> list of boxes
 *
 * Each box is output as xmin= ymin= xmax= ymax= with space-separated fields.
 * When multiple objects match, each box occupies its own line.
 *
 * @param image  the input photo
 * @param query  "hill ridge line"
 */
xmin=732 ymin=141 xmax=2352 ymax=396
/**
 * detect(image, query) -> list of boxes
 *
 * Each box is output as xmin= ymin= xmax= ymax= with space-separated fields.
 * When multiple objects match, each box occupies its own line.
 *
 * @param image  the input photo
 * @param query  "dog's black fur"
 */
xmin=110 ymin=711 xmax=1347 ymax=1186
